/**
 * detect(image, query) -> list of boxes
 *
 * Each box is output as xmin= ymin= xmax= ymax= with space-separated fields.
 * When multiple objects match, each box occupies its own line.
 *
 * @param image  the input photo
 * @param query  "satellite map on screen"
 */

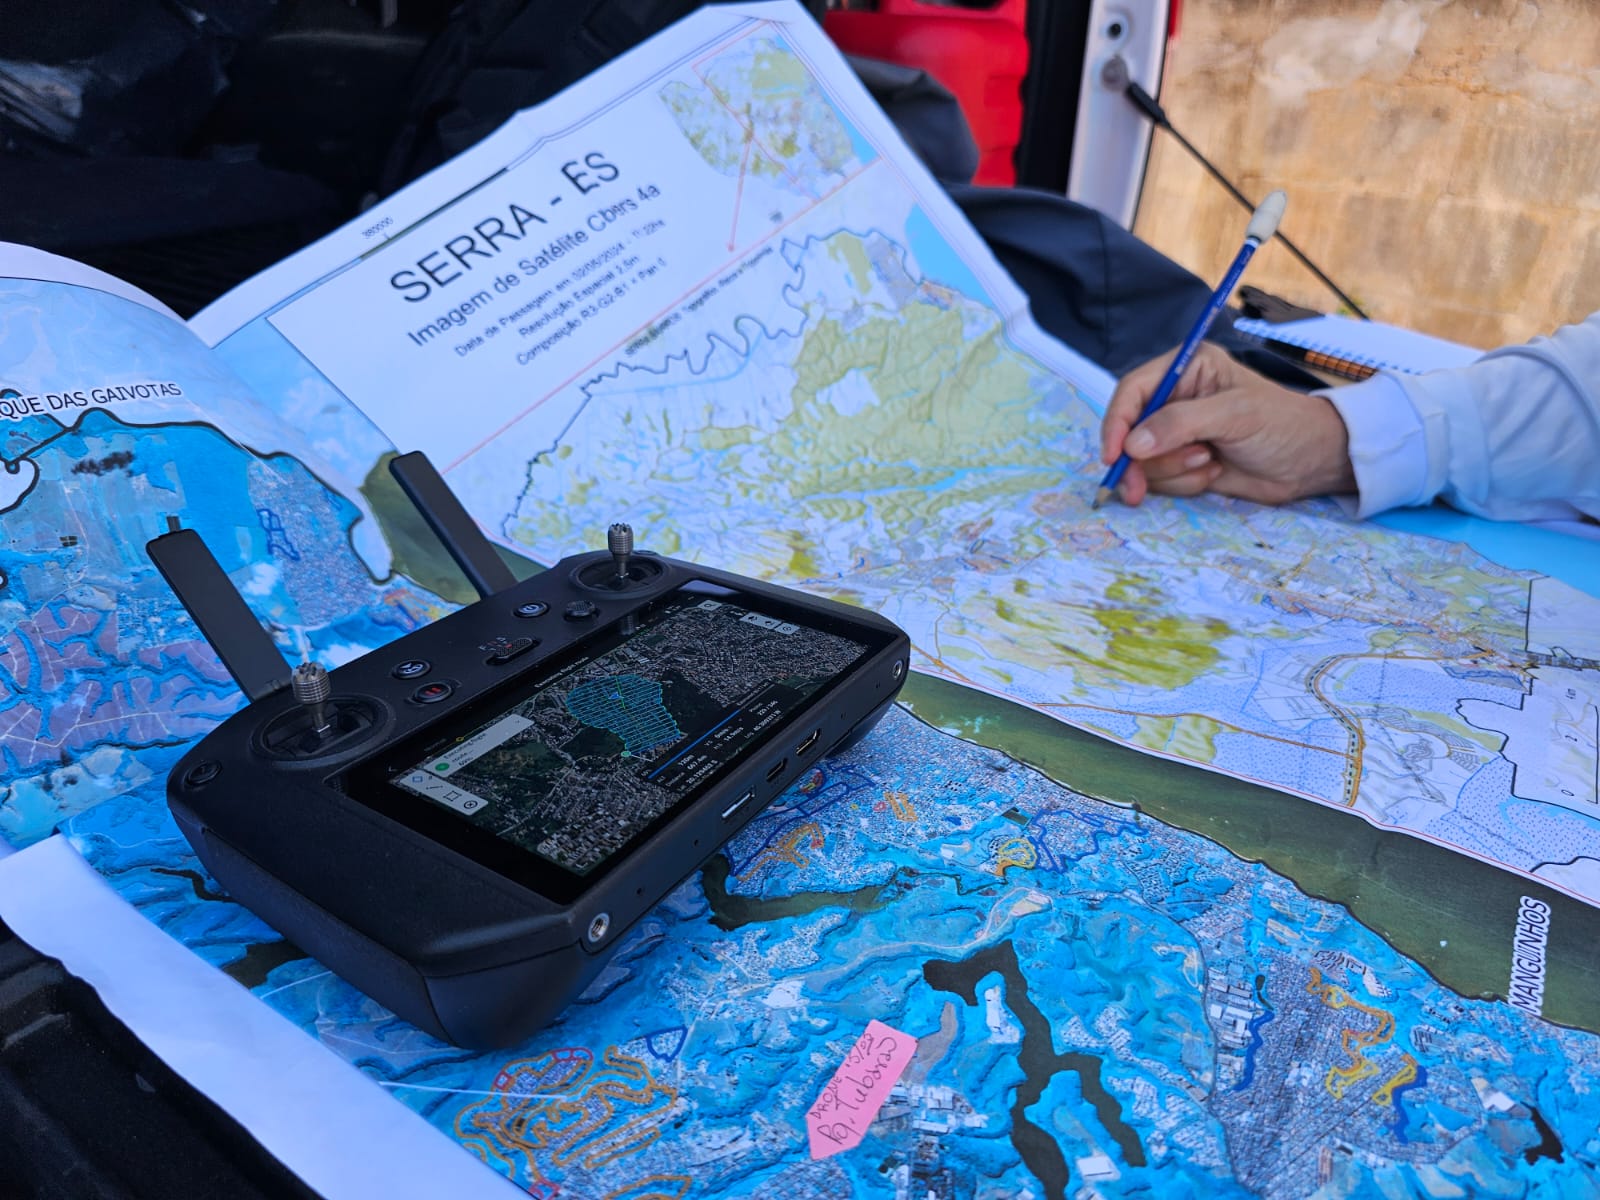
xmin=394 ymin=594 xmax=868 ymax=873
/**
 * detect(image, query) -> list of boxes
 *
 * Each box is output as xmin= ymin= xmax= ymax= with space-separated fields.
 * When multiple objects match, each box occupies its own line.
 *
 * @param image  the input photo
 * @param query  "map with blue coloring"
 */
xmin=9 ymin=4 xmax=1600 ymax=1195
xmin=64 ymin=704 xmax=1600 ymax=1197
xmin=0 ymin=278 xmax=447 ymax=847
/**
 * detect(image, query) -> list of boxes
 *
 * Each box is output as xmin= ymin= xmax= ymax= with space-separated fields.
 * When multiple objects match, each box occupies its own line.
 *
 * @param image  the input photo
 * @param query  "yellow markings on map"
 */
xmin=986 ymin=601 xmax=1231 ymax=694
xmin=1326 ymin=1053 xmax=1382 ymax=1098
xmin=1130 ymin=713 xmax=1224 ymax=760
xmin=456 ymin=1049 xmax=586 ymax=1185
xmin=699 ymin=423 xmax=758 ymax=451
xmin=1039 ymin=700 xmax=1344 ymax=759
xmin=962 ymin=571 xmax=1235 ymax=696
xmin=668 ymin=39 xmax=854 ymax=185
xmin=1307 ymin=655 xmax=1366 ymax=805
xmin=784 ymin=297 xmax=1046 ymax=506
xmin=780 ymin=527 xmax=824 ymax=579
xmin=1305 ymin=967 xmax=1401 ymax=1102
xmin=1087 ymin=598 xmax=1229 ymax=691
xmin=828 ymin=237 xmax=875 ymax=294
xmin=809 ymin=495 xmax=868 ymax=523
xmin=741 ymin=53 xmax=806 ymax=160
xmin=1408 ymin=709 xmax=1504 ymax=753
xmin=990 ymin=835 xmax=1037 ymax=876
xmin=1371 ymin=1054 xmax=1420 ymax=1106
xmin=752 ymin=821 xmax=826 ymax=871
xmin=885 ymin=789 xmax=916 ymax=821
xmin=459 ymin=1047 xmax=677 ymax=1174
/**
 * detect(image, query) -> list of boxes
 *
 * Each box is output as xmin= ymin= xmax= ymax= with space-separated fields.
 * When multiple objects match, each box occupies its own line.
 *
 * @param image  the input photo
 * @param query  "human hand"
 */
xmin=1099 ymin=342 xmax=1357 ymax=506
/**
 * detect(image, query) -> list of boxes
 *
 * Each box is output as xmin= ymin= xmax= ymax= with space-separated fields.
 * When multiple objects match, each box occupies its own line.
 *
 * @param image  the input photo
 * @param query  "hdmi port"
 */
xmin=765 ymin=757 xmax=788 ymax=783
xmin=797 ymin=728 xmax=821 ymax=756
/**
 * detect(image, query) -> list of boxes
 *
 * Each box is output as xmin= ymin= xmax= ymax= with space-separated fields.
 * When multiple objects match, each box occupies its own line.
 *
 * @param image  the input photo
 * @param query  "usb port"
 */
xmin=796 ymin=728 xmax=821 ymax=756
xmin=765 ymin=757 xmax=788 ymax=784
xmin=721 ymin=789 xmax=756 ymax=821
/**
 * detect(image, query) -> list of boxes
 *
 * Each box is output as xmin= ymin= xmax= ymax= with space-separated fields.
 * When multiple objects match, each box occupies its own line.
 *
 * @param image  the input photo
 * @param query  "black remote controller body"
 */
xmin=149 ymin=454 xmax=909 ymax=1049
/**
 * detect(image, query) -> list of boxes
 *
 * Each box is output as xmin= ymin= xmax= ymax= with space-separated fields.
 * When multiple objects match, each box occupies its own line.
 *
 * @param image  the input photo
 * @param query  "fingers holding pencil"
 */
xmin=1100 ymin=343 xmax=1240 ymax=464
xmin=1098 ymin=341 xmax=1360 ymax=506
xmin=1093 ymin=191 xmax=1287 ymax=508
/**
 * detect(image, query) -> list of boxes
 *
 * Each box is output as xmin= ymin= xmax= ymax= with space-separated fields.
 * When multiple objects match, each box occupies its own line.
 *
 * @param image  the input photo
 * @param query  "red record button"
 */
xmin=411 ymin=680 xmax=454 ymax=705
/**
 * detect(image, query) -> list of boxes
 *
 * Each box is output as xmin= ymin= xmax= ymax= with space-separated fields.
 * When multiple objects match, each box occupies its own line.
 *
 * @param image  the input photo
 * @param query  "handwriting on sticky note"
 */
xmin=805 ymin=1019 xmax=917 ymax=1159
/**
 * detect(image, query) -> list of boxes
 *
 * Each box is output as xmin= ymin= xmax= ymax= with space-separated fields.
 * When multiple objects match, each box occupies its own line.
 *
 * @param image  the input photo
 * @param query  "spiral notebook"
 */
xmin=1234 ymin=314 xmax=1482 ymax=376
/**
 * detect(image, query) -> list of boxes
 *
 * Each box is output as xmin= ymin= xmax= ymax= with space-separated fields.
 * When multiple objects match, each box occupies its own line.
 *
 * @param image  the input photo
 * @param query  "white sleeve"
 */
xmin=1323 ymin=312 xmax=1600 ymax=526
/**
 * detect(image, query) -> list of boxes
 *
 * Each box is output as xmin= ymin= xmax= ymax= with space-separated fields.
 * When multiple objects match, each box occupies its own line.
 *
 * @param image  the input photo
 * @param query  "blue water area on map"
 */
xmin=906 ymin=205 xmax=994 ymax=307
xmin=65 ymin=705 xmax=1600 ymax=1199
xmin=838 ymin=101 xmax=879 ymax=167
xmin=1235 ymin=1005 xmax=1274 ymax=1090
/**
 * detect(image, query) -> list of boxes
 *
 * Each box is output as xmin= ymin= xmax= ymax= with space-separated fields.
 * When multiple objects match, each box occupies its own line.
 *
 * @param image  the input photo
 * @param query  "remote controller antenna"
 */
xmin=608 ymin=523 xmax=633 ymax=582
xmin=146 ymin=527 xmax=291 ymax=701
xmin=291 ymin=662 xmax=334 ymax=737
xmin=1116 ymin=64 xmax=1368 ymax=320
xmin=388 ymin=451 xmax=517 ymax=598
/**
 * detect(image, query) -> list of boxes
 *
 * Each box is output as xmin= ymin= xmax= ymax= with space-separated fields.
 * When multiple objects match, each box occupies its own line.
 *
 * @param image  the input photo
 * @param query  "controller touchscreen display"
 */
xmin=380 ymin=586 xmax=875 ymax=884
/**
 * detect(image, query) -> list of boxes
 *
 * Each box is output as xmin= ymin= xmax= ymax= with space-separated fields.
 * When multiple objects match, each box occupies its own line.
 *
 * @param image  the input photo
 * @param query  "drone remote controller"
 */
xmin=150 ymin=452 xmax=909 ymax=1049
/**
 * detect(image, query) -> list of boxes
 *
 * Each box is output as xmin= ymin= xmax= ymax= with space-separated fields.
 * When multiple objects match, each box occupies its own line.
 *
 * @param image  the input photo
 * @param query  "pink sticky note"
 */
xmin=805 ymin=1019 xmax=918 ymax=1159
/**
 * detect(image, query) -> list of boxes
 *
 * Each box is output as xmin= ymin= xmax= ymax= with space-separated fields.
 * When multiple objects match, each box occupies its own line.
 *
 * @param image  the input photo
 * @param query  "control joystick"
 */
xmin=577 ymin=520 xmax=663 ymax=591
xmin=608 ymin=523 xmax=633 ymax=582
xmin=292 ymin=662 xmax=333 ymax=737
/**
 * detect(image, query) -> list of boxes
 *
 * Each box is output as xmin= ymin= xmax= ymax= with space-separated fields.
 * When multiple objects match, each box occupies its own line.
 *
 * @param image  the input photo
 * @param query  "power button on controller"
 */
xmin=411 ymin=680 xmax=455 ymax=705
xmin=514 ymin=600 xmax=549 ymax=619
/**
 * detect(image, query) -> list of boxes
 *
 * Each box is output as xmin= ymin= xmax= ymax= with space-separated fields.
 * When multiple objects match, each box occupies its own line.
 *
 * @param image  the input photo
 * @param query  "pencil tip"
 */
xmin=1092 ymin=487 xmax=1113 ymax=509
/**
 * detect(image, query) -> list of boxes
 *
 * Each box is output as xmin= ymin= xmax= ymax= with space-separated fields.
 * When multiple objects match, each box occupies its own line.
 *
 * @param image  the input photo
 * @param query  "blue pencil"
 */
xmin=1093 ymin=189 xmax=1288 ymax=508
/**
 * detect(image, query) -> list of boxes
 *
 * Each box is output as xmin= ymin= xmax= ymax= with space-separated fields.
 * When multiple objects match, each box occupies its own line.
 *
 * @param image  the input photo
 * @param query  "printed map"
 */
xmin=63 ymin=705 xmax=1600 ymax=1198
xmin=6 ymin=4 xmax=1600 ymax=1197
xmin=0 ymin=280 xmax=446 ymax=847
xmin=442 ymin=34 xmax=1600 ymax=910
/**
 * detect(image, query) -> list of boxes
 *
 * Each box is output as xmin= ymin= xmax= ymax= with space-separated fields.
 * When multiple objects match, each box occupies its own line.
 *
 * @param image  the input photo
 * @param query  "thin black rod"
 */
xmin=1127 ymin=79 xmax=1370 ymax=320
